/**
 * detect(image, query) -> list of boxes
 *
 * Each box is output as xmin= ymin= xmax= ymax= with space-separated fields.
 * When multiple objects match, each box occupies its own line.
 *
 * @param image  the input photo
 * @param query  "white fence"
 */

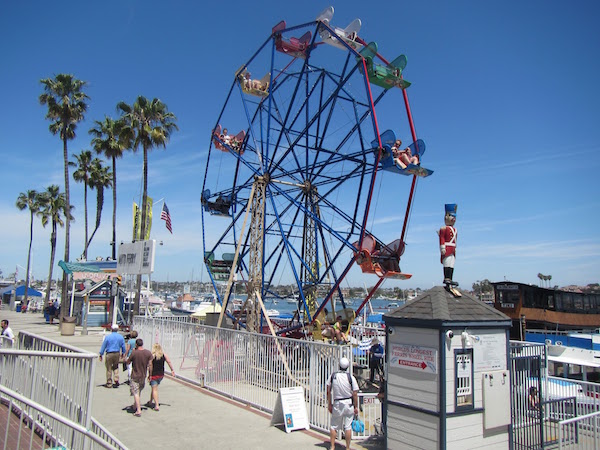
xmin=558 ymin=411 xmax=600 ymax=449
xmin=510 ymin=341 xmax=600 ymax=449
xmin=0 ymin=331 xmax=127 ymax=450
xmin=134 ymin=316 xmax=383 ymax=438
xmin=0 ymin=385 xmax=120 ymax=450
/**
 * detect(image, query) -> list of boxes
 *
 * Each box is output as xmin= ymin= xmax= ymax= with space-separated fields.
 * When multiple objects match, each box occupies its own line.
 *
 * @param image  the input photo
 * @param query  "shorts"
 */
xmin=130 ymin=379 xmax=145 ymax=396
xmin=150 ymin=376 xmax=163 ymax=387
xmin=330 ymin=400 xmax=353 ymax=431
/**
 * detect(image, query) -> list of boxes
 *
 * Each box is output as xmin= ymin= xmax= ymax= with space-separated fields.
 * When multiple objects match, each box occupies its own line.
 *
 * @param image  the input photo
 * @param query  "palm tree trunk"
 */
xmin=87 ymin=188 xmax=103 ymax=248
xmin=61 ymin=135 xmax=70 ymax=320
xmin=112 ymin=155 xmax=117 ymax=261
xmin=24 ymin=210 xmax=33 ymax=309
xmin=83 ymin=176 xmax=89 ymax=259
xmin=45 ymin=223 xmax=57 ymax=306
xmin=134 ymin=146 xmax=149 ymax=317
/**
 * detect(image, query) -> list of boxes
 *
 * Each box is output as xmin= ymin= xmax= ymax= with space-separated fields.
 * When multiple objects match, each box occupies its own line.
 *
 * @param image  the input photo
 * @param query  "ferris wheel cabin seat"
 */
xmin=354 ymin=236 xmax=411 ymax=280
xmin=212 ymin=124 xmax=246 ymax=154
xmin=358 ymin=41 xmax=411 ymax=90
xmin=371 ymin=131 xmax=433 ymax=177
xmin=272 ymin=20 xmax=312 ymax=59
xmin=316 ymin=6 xmax=364 ymax=52
xmin=204 ymin=251 xmax=236 ymax=281
xmin=201 ymin=189 xmax=231 ymax=217
xmin=237 ymin=68 xmax=270 ymax=97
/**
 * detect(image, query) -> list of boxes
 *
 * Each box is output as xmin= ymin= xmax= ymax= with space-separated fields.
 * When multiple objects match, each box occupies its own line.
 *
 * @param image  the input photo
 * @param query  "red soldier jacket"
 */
xmin=438 ymin=226 xmax=457 ymax=262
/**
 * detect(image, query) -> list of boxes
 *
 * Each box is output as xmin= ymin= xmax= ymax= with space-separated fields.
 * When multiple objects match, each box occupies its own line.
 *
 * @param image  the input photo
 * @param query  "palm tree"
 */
xmin=38 ymin=186 xmax=71 ymax=306
xmin=86 ymin=160 xmax=112 ymax=251
xmin=39 ymin=74 xmax=89 ymax=311
xmin=117 ymin=96 xmax=178 ymax=315
xmin=16 ymin=190 xmax=42 ymax=308
xmin=70 ymin=150 xmax=95 ymax=260
xmin=89 ymin=116 xmax=128 ymax=260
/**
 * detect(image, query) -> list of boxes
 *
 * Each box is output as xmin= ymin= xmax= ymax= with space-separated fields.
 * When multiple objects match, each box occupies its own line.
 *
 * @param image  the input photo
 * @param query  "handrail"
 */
xmin=0 ymin=385 xmax=122 ymax=450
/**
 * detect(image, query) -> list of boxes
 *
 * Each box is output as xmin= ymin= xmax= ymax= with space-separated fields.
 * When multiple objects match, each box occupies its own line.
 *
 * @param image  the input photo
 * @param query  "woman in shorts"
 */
xmin=146 ymin=343 xmax=175 ymax=411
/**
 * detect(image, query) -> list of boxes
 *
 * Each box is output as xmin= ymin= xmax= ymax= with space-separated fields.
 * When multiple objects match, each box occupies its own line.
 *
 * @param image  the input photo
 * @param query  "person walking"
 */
xmin=124 ymin=330 xmax=138 ymax=384
xmin=0 ymin=320 xmax=15 ymax=347
xmin=146 ymin=343 xmax=175 ymax=411
xmin=326 ymin=357 xmax=359 ymax=450
xmin=127 ymin=338 xmax=153 ymax=417
xmin=98 ymin=324 xmax=126 ymax=388
xmin=368 ymin=337 xmax=384 ymax=384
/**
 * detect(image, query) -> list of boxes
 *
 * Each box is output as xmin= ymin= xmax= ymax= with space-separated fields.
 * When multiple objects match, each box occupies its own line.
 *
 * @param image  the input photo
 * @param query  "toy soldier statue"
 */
xmin=438 ymin=204 xmax=458 ymax=287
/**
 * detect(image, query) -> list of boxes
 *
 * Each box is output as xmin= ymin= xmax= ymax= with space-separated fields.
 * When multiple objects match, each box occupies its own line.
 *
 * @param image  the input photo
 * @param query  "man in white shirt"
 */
xmin=1 ymin=319 xmax=15 ymax=347
xmin=326 ymin=357 xmax=359 ymax=450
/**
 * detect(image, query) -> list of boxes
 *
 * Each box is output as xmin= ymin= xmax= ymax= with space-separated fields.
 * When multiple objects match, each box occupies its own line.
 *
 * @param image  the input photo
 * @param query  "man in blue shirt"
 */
xmin=368 ymin=337 xmax=384 ymax=384
xmin=99 ymin=324 xmax=126 ymax=388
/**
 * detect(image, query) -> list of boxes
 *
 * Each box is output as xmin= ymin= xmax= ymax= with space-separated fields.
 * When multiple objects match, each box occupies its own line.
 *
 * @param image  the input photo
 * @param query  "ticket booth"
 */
xmin=383 ymin=286 xmax=512 ymax=449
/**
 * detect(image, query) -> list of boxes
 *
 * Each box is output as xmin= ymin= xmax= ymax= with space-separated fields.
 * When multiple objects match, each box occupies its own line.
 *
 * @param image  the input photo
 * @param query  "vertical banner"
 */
xmin=144 ymin=196 xmax=153 ymax=240
xmin=133 ymin=197 xmax=153 ymax=240
xmin=132 ymin=202 xmax=140 ymax=241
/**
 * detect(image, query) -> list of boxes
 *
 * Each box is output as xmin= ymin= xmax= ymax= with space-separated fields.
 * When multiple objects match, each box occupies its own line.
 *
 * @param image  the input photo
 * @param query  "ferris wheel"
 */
xmin=201 ymin=7 xmax=431 ymax=336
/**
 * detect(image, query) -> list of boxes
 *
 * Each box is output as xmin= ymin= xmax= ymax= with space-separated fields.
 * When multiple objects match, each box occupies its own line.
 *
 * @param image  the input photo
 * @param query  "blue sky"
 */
xmin=1 ymin=1 xmax=598 ymax=290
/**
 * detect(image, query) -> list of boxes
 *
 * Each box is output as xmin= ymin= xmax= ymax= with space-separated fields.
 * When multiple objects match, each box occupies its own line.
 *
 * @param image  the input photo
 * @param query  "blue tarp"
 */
xmin=7 ymin=285 xmax=43 ymax=297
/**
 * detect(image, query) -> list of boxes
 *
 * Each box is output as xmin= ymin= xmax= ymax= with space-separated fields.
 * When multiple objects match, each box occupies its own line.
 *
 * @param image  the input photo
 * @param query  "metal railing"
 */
xmin=90 ymin=418 xmax=129 ymax=450
xmin=347 ymin=325 xmax=385 ymax=369
xmin=134 ymin=316 xmax=383 ymax=437
xmin=510 ymin=341 xmax=600 ymax=449
xmin=0 ymin=384 xmax=119 ymax=450
xmin=558 ymin=410 xmax=600 ymax=449
xmin=16 ymin=331 xmax=88 ymax=354
xmin=0 ymin=349 xmax=96 ymax=430
xmin=547 ymin=376 xmax=600 ymax=417
xmin=0 ymin=331 xmax=127 ymax=450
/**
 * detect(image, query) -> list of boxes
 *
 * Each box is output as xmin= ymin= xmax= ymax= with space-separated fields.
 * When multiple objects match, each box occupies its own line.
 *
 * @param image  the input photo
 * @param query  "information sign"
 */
xmin=117 ymin=240 xmax=156 ymax=275
xmin=270 ymin=386 xmax=310 ymax=433
xmin=389 ymin=343 xmax=438 ymax=374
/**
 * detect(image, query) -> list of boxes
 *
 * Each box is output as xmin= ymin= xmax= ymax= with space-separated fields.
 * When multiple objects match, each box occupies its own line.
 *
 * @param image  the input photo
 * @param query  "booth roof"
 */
xmin=384 ymin=286 xmax=510 ymax=323
xmin=2 ymin=285 xmax=43 ymax=297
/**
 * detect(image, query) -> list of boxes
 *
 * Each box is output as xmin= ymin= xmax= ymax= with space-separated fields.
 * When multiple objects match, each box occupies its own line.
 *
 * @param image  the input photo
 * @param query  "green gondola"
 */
xmin=357 ymin=42 xmax=411 ymax=90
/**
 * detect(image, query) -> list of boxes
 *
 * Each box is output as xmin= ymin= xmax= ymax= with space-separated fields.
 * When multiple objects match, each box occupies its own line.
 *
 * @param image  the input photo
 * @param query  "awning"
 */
xmin=548 ymin=354 xmax=600 ymax=368
xmin=58 ymin=261 xmax=103 ymax=274
xmin=5 ymin=285 xmax=43 ymax=297
xmin=58 ymin=261 xmax=118 ymax=282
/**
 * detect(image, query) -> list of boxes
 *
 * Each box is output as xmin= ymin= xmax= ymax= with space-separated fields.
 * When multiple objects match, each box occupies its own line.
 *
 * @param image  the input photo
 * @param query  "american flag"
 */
xmin=161 ymin=203 xmax=172 ymax=234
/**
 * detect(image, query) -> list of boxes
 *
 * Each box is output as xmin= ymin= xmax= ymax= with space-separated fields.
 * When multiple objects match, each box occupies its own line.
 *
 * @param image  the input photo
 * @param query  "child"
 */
xmin=391 ymin=139 xmax=419 ymax=169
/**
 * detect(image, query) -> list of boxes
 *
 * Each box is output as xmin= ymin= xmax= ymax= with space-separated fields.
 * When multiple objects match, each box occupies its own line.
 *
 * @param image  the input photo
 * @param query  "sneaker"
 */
xmin=113 ymin=382 xmax=119 ymax=388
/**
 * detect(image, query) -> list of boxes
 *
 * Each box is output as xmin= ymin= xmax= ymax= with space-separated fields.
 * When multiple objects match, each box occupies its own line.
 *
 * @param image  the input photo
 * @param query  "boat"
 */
xmin=265 ymin=309 xmax=280 ymax=317
xmin=525 ymin=329 xmax=600 ymax=383
xmin=169 ymin=293 xmax=217 ymax=315
xmin=493 ymin=281 xmax=600 ymax=338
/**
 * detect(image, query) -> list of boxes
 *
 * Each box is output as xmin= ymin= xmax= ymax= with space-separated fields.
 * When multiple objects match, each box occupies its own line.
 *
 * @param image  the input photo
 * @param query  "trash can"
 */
xmin=16 ymin=303 xmax=22 ymax=313
xmin=61 ymin=316 xmax=76 ymax=336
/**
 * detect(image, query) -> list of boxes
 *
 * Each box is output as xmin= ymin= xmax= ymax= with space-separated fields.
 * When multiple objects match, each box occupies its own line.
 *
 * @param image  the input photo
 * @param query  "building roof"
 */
xmin=384 ymin=286 xmax=510 ymax=326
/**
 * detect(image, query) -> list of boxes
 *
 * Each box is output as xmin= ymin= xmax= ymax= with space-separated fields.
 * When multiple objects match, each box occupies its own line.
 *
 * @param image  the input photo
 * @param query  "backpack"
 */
xmin=330 ymin=371 xmax=353 ymax=388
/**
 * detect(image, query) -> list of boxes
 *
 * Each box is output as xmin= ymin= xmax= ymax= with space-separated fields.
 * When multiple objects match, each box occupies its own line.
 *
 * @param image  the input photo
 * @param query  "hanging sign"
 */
xmin=117 ymin=240 xmax=156 ymax=275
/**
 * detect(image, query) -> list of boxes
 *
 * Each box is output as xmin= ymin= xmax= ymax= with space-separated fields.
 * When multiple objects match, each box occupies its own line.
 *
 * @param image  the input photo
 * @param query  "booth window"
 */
xmin=455 ymin=348 xmax=474 ymax=411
